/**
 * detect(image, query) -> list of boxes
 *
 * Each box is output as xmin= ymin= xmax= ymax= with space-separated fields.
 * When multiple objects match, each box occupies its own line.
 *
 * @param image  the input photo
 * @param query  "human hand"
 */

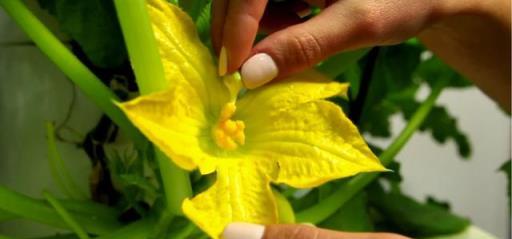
xmin=222 ymin=223 xmax=410 ymax=239
xmin=212 ymin=0 xmax=510 ymax=109
xmin=211 ymin=0 xmax=487 ymax=89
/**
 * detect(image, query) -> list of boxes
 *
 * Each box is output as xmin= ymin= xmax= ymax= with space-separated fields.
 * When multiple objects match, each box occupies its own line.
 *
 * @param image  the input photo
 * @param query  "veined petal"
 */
xmin=236 ymin=70 xmax=348 ymax=118
xmin=147 ymin=0 xmax=229 ymax=113
xmin=182 ymin=160 xmax=278 ymax=239
xmin=245 ymin=101 xmax=386 ymax=188
xmin=118 ymin=87 xmax=214 ymax=171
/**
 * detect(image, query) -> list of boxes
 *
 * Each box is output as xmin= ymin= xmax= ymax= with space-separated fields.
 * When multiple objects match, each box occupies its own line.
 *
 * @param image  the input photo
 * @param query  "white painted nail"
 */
xmin=222 ymin=222 xmax=265 ymax=239
xmin=241 ymin=53 xmax=278 ymax=89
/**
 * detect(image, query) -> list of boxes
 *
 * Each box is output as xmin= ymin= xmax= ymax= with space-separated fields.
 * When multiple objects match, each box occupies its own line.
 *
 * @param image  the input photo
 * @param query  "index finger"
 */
xmin=220 ymin=0 xmax=268 ymax=75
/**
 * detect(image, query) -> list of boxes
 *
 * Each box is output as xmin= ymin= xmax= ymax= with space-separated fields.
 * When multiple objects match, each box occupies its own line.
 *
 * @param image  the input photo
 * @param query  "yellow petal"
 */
xmin=146 ymin=0 xmax=229 ymax=113
xmin=182 ymin=160 xmax=278 ymax=239
xmin=236 ymin=70 xmax=348 ymax=118
xmin=118 ymin=87 xmax=217 ymax=172
xmin=244 ymin=100 xmax=386 ymax=188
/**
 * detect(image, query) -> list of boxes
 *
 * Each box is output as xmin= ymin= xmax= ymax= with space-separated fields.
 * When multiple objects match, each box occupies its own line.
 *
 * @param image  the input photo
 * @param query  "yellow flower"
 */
xmin=118 ymin=0 xmax=386 ymax=238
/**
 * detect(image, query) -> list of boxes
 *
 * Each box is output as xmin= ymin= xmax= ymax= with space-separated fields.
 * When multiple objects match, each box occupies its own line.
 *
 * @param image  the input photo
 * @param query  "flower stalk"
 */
xmin=113 ymin=0 xmax=192 ymax=216
xmin=296 ymin=80 xmax=447 ymax=223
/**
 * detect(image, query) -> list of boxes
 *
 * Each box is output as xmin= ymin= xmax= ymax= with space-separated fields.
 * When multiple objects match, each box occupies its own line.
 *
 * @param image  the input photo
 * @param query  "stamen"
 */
xmin=212 ymin=103 xmax=245 ymax=150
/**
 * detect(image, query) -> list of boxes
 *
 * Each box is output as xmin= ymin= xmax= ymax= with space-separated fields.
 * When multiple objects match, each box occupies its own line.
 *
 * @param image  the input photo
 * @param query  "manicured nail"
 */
xmin=296 ymin=8 xmax=312 ymax=18
xmin=223 ymin=223 xmax=265 ymax=239
xmin=219 ymin=46 xmax=228 ymax=76
xmin=241 ymin=53 xmax=278 ymax=89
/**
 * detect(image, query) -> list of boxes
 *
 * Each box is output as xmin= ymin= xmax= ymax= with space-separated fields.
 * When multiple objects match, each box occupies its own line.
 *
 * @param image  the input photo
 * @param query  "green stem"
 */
xmin=96 ymin=219 xmax=154 ymax=239
xmin=46 ymin=123 xmax=87 ymax=200
xmin=0 ymin=0 xmax=146 ymax=149
xmin=43 ymin=191 xmax=90 ymax=239
xmin=112 ymin=0 xmax=166 ymax=95
xmin=156 ymin=150 xmax=193 ymax=215
xmin=0 ymin=185 xmax=121 ymax=235
xmin=113 ymin=0 xmax=192 ymax=216
xmin=296 ymin=81 xmax=447 ymax=223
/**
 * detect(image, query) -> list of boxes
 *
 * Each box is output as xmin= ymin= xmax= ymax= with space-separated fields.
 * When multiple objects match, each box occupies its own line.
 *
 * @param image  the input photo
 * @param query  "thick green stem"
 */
xmin=113 ymin=0 xmax=192 ymax=216
xmin=296 ymin=81 xmax=447 ymax=223
xmin=0 ymin=185 xmax=121 ymax=235
xmin=0 ymin=0 xmax=146 ymax=149
xmin=156 ymin=150 xmax=193 ymax=215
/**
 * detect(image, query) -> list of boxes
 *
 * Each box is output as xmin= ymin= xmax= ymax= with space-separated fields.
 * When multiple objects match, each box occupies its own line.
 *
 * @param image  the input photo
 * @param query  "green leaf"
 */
xmin=317 ymin=49 xmax=369 ymax=78
xmin=179 ymin=0 xmax=209 ymax=20
xmin=359 ymin=44 xmax=423 ymax=136
xmin=319 ymin=192 xmax=374 ymax=232
xmin=399 ymin=101 xmax=471 ymax=158
xmin=417 ymin=56 xmax=472 ymax=89
xmin=195 ymin=1 xmax=212 ymax=44
xmin=369 ymin=185 xmax=470 ymax=237
xmin=38 ymin=0 xmax=127 ymax=68
xmin=355 ymin=44 xmax=471 ymax=157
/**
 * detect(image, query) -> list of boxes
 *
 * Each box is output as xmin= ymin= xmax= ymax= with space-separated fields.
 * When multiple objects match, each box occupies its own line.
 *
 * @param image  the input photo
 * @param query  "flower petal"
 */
xmin=147 ymin=0 xmax=228 ymax=113
xmin=118 ymin=87 xmax=216 ymax=171
xmin=244 ymin=100 xmax=386 ymax=188
xmin=236 ymin=70 xmax=348 ymax=118
xmin=182 ymin=160 xmax=278 ymax=239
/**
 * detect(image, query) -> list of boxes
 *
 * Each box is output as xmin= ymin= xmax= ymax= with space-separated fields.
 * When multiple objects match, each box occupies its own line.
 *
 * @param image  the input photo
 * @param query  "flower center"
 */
xmin=212 ymin=102 xmax=245 ymax=150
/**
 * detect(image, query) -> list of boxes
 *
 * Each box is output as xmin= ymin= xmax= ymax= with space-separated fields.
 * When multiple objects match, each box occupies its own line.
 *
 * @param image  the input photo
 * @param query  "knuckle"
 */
xmin=288 ymin=29 xmax=324 ymax=67
xmin=353 ymin=4 xmax=388 ymax=41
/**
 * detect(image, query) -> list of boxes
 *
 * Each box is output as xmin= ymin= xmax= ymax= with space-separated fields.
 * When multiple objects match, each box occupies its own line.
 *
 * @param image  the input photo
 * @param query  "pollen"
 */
xmin=212 ymin=102 xmax=246 ymax=150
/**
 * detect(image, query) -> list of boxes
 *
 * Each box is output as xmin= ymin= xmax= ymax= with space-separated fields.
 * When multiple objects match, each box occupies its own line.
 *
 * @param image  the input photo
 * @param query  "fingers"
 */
xmin=240 ymin=0 xmax=437 ymax=89
xmin=222 ymin=223 xmax=411 ymax=239
xmin=242 ymin=2 xmax=365 ymax=88
xmin=211 ymin=0 xmax=228 ymax=54
xmin=214 ymin=0 xmax=269 ymax=76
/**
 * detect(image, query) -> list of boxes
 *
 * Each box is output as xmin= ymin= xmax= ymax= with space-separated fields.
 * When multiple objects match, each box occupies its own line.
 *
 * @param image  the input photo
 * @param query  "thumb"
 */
xmin=222 ymin=223 xmax=410 ymax=239
xmin=240 ymin=2 xmax=376 ymax=89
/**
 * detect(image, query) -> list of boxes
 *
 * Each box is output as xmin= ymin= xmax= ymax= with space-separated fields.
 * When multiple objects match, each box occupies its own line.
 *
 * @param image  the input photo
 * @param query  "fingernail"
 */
xmin=296 ymin=8 xmax=312 ymax=18
xmin=219 ymin=46 xmax=228 ymax=76
xmin=241 ymin=53 xmax=278 ymax=89
xmin=223 ymin=223 xmax=265 ymax=239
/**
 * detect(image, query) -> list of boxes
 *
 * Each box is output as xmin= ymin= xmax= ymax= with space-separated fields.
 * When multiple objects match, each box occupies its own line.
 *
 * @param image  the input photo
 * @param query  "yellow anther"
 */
xmin=212 ymin=103 xmax=246 ymax=150
xmin=223 ymin=120 xmax=238 ymax=134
